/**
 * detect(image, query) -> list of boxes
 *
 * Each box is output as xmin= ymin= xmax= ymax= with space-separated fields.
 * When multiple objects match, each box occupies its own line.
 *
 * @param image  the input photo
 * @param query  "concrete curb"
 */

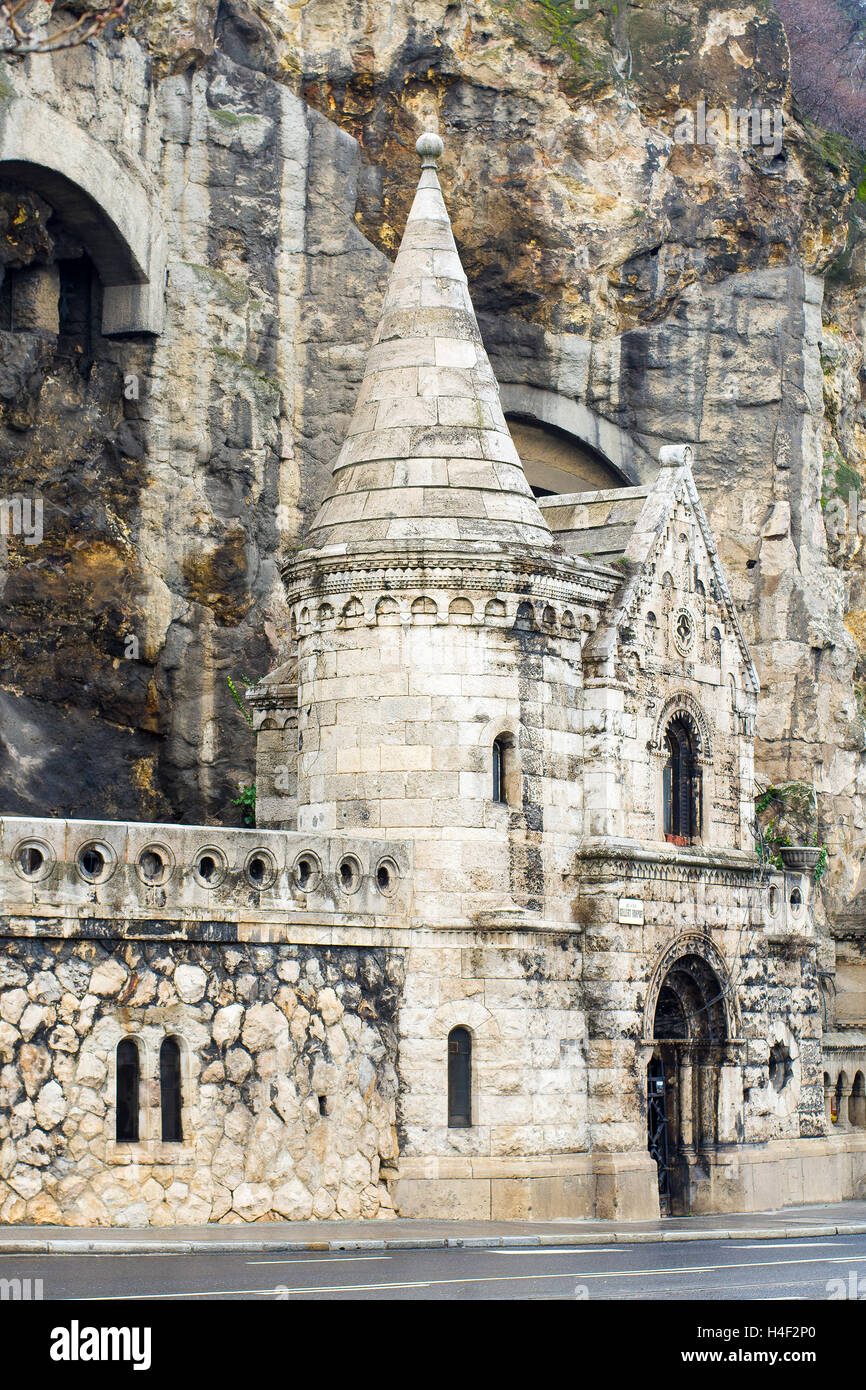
xmin=2 ymin=1222 xmax=866 ymax=1256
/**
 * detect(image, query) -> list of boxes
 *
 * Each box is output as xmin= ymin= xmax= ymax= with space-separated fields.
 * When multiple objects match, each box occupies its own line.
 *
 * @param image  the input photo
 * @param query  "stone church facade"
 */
xmin=2 ymin=129 xmax=865 ymax=1226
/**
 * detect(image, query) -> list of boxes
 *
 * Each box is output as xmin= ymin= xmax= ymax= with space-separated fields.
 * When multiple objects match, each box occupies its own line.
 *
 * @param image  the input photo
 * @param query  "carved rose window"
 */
xmin=674 ymin=610 xmax=694 ymax=655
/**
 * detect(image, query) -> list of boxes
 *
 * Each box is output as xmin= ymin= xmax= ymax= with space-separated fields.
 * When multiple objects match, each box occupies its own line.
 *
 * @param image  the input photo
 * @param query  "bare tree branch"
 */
xmin=0 ymin=1 xmax=128 ymax=57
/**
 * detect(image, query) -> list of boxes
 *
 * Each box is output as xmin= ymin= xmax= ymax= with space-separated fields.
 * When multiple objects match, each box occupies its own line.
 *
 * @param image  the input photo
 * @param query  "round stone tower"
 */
xmin=282 ymin=134 xmax=615 ymax=926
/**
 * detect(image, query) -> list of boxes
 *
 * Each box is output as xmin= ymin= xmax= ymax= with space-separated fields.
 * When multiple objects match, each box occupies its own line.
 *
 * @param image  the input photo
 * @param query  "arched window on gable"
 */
xmin=116 ymin=1038 xmax=140 ymax=1143
xmin=663 ymin=716 xmax=702 ymax=845
xmin=447 ymin=1027 xmax=472 ymax=1128
xmin=160 ymin=1037 xmax=183 ymax=1143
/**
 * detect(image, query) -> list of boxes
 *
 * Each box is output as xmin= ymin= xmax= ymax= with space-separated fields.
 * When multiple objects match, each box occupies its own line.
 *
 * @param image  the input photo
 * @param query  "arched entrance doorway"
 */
xmin=647 ymin=953 xmax=729 ymax=1215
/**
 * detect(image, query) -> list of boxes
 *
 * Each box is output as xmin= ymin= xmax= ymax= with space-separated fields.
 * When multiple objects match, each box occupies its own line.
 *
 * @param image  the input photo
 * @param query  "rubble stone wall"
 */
xmin=0 ymin=934 xmax=403 ymax=1225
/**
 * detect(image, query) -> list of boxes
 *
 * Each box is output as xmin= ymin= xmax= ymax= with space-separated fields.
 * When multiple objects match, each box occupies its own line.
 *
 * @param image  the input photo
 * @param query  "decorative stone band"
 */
xmin=0 ymin=817 xmax=412 ymax=924
xmin=246 ymin=669 xmax=298 ymax=732
xmin=249 ymin=705 xmax=296 ymax=734
xmin=572 ymin=838 xmax=766 ymax=888
xmin=821 ymin=1033 xmax=866 ymax=1078
xmin=246 ymin=678 xmax=297 ymax=712
xmin=283 ymin=544 xmax=619 ymax=614
xmin=292 ymin=590 xmax=598 ymax=639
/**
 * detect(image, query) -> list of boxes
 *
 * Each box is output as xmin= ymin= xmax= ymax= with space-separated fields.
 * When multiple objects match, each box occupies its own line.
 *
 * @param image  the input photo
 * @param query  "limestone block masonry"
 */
xmin=2 ymin=136 xmax=866 ymax=1225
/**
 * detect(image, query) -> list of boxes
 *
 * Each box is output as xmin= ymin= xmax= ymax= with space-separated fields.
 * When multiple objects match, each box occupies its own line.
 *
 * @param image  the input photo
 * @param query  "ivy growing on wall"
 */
xmin=227 ymin=675 xmax=256 ymax=826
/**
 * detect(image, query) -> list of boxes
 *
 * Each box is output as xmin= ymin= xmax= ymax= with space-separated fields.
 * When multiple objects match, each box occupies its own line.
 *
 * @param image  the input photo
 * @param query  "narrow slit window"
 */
xmin=448 ymin=1026 xmax=472 ymax=1128
xmin=116 ymin=1038 xmax=140 ymax=1143
xmin=160 ymin=1037 xmax=183 ymax=1143
xmin=493 ymin=734 xmax=516 ymax=805
xmin=493 ymin=737 xmax=506 ymax=803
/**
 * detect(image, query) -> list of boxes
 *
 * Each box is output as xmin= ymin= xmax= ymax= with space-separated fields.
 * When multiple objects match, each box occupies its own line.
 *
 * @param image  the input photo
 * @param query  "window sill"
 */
xmin=107 ymin=1141 xmax=195 ymax=1165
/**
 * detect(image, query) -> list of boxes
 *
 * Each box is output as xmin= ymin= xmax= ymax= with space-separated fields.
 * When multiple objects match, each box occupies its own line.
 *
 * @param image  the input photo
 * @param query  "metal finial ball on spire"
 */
xmin=416 ymin=131 xmax=444 ymax=165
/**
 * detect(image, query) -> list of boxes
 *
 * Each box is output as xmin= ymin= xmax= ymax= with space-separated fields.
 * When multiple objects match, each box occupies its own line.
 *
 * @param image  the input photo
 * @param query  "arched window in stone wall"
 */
xmin=492 ymin=734 xmax=517 ymax=806
xmin=160 ymin=1037 xmax=183 ymax=1143
xmin=851 ymin=1072 xmax=866 ymax=1128
xmin=447 ymin=1027 xmax=472 ymax=1128
xmin=115 ymin=1038 xmax=140 ymax=1143
xmin=663 ymin=716 xmax=702 ymax=845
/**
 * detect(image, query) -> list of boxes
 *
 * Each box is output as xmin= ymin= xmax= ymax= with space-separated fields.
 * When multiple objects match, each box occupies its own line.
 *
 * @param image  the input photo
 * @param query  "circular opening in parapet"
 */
xmin=22 ymin=845 xmax=43 ymax=875
xmin=76 ymin=841 xmax=115 ymax=884
xmin=338 ymin=855 xmax=362 ymax=895
xmin=245 ymin=848 xmax=277 ymax=890
xmin=193 ymin=847 xmax=227 ymax=889
xmin=789 ymin=886 xmax=803 ymax=914
xmin=375 ymin=857 xmax=399 ymax=897
xmin=292 ymin=853 xmax=321 ymax=893
xmin=767 ymin=885 xmax=780 ymax=917
xmin=80 ymin=847 xmax=103 ymax=878
xmin=13 ymin=837 xmax=53 ymax=882
xmin=136 ymin=844 xmax=172 ymax=887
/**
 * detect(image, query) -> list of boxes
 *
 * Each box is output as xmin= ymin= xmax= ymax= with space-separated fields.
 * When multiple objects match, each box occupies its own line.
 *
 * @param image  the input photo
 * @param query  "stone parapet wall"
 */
xmin=0 ymin=816 xmax=413 ymax=926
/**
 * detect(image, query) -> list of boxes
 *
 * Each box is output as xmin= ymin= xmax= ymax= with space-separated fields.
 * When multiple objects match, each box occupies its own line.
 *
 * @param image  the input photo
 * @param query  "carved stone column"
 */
xmin=836 ymin=1080 xmax=853 ymax=1133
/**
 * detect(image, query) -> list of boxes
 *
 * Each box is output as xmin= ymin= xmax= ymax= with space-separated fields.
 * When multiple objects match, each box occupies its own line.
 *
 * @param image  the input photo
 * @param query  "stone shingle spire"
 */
xmin=305 ymin=131 xmax=553 ymax=551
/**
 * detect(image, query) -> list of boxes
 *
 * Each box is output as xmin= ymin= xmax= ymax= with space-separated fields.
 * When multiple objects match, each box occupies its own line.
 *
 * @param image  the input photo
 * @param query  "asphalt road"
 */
xmin=4 ymin=1232 xmax=866 ymax=1300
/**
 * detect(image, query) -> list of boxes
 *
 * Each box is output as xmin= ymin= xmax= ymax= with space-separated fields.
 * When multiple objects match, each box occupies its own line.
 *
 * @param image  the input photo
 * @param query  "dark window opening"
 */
xmin=493 ymin=737 xmax=506 ymax=804
xmin=663 ymin=716 xmax=701 ymax=844
xmin=197 ymin=854 xmax=217 ymax=882
xmin=19 ymin=845 xmax=43 ymax=876
xmin=448 ymin=1026 xmax=472 ymax=1128
xmin=116 ymin=1038 xmax=140 ymax=1143
xmin=492 ymin=734 xmax=517 ymax=806
xmin=653 ymin=985 xmax=688 ymax=1040
xmin=318 ymin=1095 xmax=328 ymax=1117
xmin=0 ymin=270 xmax=13 ymax=330
xmin=57 ymin=257 xmax=93 ymax=358
xmin=79 ymin=846 xmax=105 ymax=878
xmin=160 ymin=1037 xmax=183 ymax=1143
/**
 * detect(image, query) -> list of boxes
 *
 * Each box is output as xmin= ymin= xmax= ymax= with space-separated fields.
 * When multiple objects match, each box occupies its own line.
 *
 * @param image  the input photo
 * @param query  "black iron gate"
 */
xmin=647 ymin=1054 xmax=672 ymax=1216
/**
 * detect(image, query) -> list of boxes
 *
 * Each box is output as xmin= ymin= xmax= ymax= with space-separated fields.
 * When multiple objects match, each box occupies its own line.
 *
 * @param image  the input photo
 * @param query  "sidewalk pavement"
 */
xmin=2 ymin=1202 xmax=866 ymax=1255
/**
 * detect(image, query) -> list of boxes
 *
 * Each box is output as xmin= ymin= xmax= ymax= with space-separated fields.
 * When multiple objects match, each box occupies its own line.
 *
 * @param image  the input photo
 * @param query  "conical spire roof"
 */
xmin=304 ymin=132 xmax=552 ymax=552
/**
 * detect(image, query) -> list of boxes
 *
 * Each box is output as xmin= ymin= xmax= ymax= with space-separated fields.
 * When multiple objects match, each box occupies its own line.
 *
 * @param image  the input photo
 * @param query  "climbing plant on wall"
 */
xmin=754 ymin=780 xmax=828 ymax=883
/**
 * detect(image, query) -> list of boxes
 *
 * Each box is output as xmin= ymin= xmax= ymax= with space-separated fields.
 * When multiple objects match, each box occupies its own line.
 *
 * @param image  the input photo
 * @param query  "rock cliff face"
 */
xmin=0 ymin=1 xmax=865 ymax=932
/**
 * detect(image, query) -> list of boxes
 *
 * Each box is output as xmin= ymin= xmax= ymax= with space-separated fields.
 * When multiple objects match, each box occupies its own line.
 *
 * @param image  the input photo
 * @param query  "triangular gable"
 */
xmin=585 ymin=445 xmax=759 ymax=694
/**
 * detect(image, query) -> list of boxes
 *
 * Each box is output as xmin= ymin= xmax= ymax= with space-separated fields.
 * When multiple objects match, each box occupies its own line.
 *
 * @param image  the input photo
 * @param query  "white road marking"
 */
xmin=730 ymin=1242 xmax=857 ymax=1250
xmin=74 ymin=1282 xmax=432 ymax=1300
xmin=265 ymin=1251 xmax=866 ymax=1295
xmin=494 ymin=1246 xmax=627 ymax=1255
xmin=246 ymin=1255 xmax=391 ymax=1266
xmin=64 ymin=1248 xmax=866 ymax=1300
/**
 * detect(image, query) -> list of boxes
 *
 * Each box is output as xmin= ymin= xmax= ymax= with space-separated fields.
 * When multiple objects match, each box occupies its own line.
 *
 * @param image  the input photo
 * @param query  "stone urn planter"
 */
xmin=779 ymin=846 xmax=823 ymax=872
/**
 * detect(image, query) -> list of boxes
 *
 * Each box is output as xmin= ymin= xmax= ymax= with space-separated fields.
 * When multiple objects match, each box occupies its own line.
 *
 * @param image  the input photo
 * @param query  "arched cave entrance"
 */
xmin=507 ymin=416 xmax=629 ymax=497
xmin=648 ymin=953 xmax=729 ymax=1216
